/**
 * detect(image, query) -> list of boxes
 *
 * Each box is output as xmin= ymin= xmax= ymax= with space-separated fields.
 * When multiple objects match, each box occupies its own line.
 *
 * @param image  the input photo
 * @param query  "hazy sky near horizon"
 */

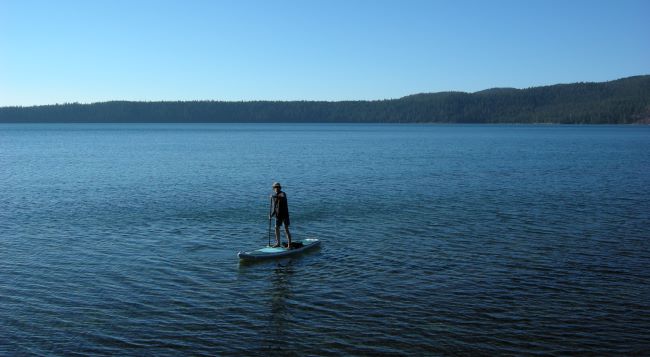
xmin=1 ymin=0 xmax=649 ymax=106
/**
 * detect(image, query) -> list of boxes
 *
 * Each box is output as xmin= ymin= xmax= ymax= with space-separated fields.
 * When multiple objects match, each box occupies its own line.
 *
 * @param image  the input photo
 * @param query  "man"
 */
xmin=270 ymin=182 xmax=292 ymax=249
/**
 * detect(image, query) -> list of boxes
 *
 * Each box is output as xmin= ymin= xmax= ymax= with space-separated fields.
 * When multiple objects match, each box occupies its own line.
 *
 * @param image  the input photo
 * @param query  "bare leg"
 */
xmin=285 ymin=226 xmax=292 ymax=249
xmin=274 ymin=226 xmax=281 ymax=247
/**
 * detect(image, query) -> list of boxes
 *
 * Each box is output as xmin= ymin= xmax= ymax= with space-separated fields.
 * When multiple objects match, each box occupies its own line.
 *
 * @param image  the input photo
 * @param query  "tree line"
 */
xmin=1 ymin=75 xmax=648 ymax=124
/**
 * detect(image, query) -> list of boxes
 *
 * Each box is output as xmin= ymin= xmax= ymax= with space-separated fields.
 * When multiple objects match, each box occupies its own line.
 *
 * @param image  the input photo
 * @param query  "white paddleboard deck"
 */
xmin=238 ymin=238 xmax=321 ymax=261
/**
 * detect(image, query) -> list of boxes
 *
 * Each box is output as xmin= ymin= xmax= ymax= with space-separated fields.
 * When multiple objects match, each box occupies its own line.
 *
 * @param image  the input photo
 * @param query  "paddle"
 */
xmin=268 ymin=195 xmax=272 ymax=247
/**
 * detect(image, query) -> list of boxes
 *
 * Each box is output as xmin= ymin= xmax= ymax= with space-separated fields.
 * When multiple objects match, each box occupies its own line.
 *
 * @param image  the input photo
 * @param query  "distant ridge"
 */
xmin=1 ymin=75 xmax=649 ymax=124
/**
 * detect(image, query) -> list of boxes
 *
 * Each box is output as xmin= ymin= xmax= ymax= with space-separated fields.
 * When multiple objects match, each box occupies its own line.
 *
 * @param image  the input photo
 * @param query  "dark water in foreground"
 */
xmin=1 ymin=124 xmax=649 ymax=355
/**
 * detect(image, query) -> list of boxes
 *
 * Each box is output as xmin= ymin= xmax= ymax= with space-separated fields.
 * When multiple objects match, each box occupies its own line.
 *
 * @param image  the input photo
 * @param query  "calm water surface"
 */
xmin=1 ymin=124 xmax=649 ymax=355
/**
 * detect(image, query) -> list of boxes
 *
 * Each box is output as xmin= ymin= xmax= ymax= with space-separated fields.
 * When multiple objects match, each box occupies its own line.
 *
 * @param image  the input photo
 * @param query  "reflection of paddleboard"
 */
xmin=238 ymin=238 xmax=321 ymax=261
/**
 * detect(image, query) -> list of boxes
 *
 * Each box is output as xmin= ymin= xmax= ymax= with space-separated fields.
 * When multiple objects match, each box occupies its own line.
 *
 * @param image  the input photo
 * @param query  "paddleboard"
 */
xmin=238 ymin=238 xmax=321 ymax=261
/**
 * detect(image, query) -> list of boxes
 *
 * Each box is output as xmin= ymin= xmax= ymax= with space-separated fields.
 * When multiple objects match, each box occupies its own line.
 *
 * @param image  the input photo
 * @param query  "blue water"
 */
xmin=1 ymin=124 xmax=649 ymax=355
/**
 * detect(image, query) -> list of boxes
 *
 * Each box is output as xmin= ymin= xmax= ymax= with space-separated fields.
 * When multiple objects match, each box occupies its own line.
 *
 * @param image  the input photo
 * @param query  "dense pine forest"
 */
xmin=1 ymin=75 xmax=649 ymax=124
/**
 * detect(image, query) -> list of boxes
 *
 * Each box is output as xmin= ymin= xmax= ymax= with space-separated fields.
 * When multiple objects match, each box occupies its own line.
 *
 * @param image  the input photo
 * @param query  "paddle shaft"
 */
xmin=268 ymin=196 xmax=272 ymax=246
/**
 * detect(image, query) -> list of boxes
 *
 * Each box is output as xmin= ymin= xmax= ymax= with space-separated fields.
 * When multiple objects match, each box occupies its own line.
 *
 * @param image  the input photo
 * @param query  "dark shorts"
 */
xmin=275 ymin=217 xmax=290 ymax=227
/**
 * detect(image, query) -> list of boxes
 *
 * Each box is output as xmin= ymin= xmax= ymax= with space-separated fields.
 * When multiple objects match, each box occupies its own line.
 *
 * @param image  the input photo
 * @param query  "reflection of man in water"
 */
xmin=267 ymin=261 xmax=293 ymax=352
xmin=270 ymin=182 xmax=292 ymax=249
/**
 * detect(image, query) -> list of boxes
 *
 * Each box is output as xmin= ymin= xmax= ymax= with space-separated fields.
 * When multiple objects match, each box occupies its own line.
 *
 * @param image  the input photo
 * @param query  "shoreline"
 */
xmin=0 ymin=121 xmax=647 ymax=125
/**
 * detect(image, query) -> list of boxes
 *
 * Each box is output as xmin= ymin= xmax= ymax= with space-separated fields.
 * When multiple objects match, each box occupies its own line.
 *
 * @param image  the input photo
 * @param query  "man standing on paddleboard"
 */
xmin=270 ymin=182 xmax=293 ymax=249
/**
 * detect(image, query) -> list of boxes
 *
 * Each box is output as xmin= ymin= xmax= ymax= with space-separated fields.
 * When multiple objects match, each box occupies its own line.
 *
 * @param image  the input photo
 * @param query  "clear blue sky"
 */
xmin=1 ymin=0 xmax=648 ymax=106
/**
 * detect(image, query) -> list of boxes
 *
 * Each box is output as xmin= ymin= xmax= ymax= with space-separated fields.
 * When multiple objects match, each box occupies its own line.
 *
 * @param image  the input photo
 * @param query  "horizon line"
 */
xmin=2 ymin=74 xmax=647 ymax=108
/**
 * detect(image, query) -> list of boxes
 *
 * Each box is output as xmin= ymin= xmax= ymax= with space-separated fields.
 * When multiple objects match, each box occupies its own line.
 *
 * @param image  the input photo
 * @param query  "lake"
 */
xmin=1 ymin=124 xmax=649 ymax=355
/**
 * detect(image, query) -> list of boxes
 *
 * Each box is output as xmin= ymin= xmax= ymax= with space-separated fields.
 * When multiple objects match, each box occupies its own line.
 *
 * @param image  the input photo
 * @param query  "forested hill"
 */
xmin=2 ymin=75 xmax=649 ymax=124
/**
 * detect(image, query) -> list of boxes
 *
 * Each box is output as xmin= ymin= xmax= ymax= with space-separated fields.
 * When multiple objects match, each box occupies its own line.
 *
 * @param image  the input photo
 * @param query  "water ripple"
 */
xmin=1 ymin=124 xmax=649 ymax=355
